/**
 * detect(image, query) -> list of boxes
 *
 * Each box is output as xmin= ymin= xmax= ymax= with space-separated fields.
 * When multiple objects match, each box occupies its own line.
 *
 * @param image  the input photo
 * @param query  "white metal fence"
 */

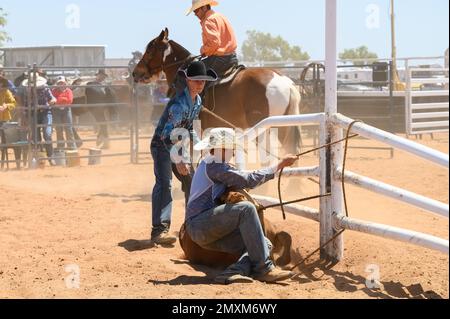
xmin=405 ymin=68 xmax=449 ymax=135
xmin=239 ymin=112 xmax=449 ymax=259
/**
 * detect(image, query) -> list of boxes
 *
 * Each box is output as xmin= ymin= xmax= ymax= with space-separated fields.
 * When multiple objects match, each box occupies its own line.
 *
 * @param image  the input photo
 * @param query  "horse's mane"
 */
xmin=168 ymin=40 xmax=192 ymax=59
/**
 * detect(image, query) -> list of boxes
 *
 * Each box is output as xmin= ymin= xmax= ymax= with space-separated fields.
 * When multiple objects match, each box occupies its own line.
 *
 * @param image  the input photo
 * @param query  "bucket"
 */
xmin=66 ymin=150 xmax=81 ymax=167
xmin=53 ymin=150 xmax=66 ymax=167
xmin=88 ymin=148 xmax=102 ymax=166
xmin=37 ymin=151 xmax=47 ymax=169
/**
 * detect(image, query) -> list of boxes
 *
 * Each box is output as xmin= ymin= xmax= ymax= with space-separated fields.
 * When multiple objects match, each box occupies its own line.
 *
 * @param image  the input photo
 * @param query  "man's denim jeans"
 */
xmin=53 ymin=108 xmax=76 ymax=150
xmin=186 ymin=201 xmax=274 ymax=277
xmin=151 ymin=142 xmax=193 ymax=238
xmin=34 ymin=110 xmax=53 ymax=158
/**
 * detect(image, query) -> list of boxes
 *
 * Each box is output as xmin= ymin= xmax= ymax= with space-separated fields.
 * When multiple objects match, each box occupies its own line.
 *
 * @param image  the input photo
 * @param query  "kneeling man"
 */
xmin=185 ymin=128 xmax=297 ymax=284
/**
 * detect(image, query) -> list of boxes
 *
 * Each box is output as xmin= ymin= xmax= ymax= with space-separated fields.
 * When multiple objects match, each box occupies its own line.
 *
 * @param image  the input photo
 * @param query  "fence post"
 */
xmin=405 ymin=64 xmax=412 ymax=136
xmin=388 ymin=60 xmax=395 ymax=133
xmin=26 ymin=64 xmax=34 ymax=168
xmin=31 ymin=64 xmax=39 ymax=167
xmin=129 ymin=73 xmax=136 ymax=164
xmin=320 ymin=0 xmax=344 ymax=262
xmin=133 ymin=82 xmax=140 ymax=164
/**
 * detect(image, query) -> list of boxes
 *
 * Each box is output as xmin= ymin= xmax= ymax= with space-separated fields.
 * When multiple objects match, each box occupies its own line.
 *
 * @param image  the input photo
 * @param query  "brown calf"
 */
xmin=179 ymin=192 xmax=292 ymax=268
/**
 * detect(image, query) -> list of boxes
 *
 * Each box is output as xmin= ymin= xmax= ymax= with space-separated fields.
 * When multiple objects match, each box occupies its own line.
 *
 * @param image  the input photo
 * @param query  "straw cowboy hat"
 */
xmin=186 ymin=0 xmax=219 ymax=15
xmin=194 ymin=127 xmax=242 ymax=151
xmin=178 ymin=61 xmax=218 ymax=82
xmin=22 ymin=75 xmax=48 ymax=88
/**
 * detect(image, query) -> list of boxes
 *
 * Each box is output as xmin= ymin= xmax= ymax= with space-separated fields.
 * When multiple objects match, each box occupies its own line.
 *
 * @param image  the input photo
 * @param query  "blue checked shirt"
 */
xmin=186 ymin=155 xmax=277 ymax=220
xmin=153 ymin=87 xmax=202 ymax=148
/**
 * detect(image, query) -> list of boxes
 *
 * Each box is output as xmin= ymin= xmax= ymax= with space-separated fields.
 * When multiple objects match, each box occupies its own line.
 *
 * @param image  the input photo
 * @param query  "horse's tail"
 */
xmin=284 ymin=84 xmax=302 ymax=154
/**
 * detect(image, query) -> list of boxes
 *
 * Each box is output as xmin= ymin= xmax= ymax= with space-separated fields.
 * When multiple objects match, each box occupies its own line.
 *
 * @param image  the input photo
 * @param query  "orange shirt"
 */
xmin=200 ymin=10 xmax=237 ymax=57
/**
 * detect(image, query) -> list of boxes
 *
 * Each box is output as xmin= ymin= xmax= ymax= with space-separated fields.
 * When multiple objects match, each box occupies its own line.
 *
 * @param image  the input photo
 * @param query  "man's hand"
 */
xmin=0 ymin=104 xmax=7 ymax=112
xmin=176 ymin=162 xmax=190 ymax=176
xmin=277 ymin=155 xmax=298 ymax=171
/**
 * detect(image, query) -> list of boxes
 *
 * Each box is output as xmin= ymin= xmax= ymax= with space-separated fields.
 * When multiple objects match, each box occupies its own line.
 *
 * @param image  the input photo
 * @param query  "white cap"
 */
xmin=194 ymin=128 xmax=241 ymax=151
xmin=55 ymin=76 xmax=67 ymax=84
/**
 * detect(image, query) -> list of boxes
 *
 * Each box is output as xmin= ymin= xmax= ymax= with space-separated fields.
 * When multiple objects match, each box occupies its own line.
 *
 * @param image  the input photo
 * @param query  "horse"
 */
xmin=70 ymin=78 xmax=132 ymax=149
xmin=133 ymin=28 xmax=303 ymax=155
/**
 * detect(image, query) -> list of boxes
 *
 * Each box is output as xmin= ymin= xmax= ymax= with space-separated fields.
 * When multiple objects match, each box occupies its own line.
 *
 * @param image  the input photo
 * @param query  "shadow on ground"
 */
xmin=118 ymin=239 xmax=175 ymax=252
xmin=289 ymin=249 xmax=444 ymax=299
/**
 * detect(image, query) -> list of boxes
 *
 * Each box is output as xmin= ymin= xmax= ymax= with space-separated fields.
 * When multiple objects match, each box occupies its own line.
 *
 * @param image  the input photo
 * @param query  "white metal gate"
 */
xmin=405 ymin=68 xmax=449 ymax=135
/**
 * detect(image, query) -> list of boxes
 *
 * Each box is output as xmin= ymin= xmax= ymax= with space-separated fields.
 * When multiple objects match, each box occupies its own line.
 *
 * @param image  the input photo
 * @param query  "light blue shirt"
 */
xmin=186 ymin=155 xmax=277 ymax=220
xmin=153 ymin=87 xmax=202 ymax=148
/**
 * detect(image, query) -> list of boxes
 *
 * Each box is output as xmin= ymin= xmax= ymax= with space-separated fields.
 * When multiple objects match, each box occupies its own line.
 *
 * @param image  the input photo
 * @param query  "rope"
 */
xmin=288 ymin=120 xmax=362 ymax=273
xmin=277 ymin=134 xmax=358 ymax=221
xmin=201 ymin=107 xmax=238 ymax=130
xmin=200 ymin=107 xmax=281 ymax=160
xmin=261 ymin=193 xmax=331 ymax=211
xmin=199 ymin=106 xmax=365 ymax=275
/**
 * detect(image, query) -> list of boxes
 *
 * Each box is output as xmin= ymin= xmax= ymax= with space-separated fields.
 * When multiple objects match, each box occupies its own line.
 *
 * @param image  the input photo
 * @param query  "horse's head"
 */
xmin=133 ymin=28 xmax=171 ymax=83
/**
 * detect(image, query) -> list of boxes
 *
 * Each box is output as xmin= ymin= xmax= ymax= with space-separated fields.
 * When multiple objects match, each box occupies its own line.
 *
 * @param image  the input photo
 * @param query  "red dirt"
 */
xmin=0 ymin=131 xmax=448 ymax=299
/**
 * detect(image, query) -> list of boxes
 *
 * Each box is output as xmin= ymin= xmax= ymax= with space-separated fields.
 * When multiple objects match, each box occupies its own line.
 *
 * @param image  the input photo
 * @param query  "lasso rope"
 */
xmin=277 ymin=134 xmax=358 ymax=220
xmin=199 ymin=107 xmax=364 ymax=273
xmin=288 ymin=120 xmax=362 ymax=273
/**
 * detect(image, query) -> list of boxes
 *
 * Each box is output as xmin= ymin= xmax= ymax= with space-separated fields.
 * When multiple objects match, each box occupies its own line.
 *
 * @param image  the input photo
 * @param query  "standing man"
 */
xmin=0 ymin=78 xmax=17 ymax=123
xmin=85 ymin=69 xmax=118 ymax=149
xmin=151 ymin=61 xmax=217 ymax=245
xmin=22 ymin=74 xmax=57 ymax=166
xmin=0 ymin=67 xmax=18 ymax=96
xmin=186 ymin=0 xmax=238 ymax=79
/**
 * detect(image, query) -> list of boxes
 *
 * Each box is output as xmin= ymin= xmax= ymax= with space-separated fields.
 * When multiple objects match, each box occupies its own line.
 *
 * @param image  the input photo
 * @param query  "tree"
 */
xmin=339 ymin=46 xmax=378 ymax=65
xmin=0 ymin=7 xmax=10 ymax=47
xmin=241 ymin=30 xmax=310 ymax=62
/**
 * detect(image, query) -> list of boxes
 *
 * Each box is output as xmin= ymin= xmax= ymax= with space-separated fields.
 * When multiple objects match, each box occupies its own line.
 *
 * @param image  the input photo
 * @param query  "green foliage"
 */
xmin=0 ymin=8 xmax=11 ymax=47
xmin=339 ymin=46 xmax=378 ymax=65
xmin=241 ymin=30 xmax=310 ymax=62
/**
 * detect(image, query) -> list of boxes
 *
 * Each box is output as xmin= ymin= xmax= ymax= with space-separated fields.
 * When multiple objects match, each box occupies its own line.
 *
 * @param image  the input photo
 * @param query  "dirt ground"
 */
xmin=0 ymin=131 xmax=448 ymax=299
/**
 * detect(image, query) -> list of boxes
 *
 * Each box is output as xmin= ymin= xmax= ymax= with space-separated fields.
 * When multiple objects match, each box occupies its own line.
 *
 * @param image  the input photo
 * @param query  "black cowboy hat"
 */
xmin=178 ymin=61 xmax=218 ymax=82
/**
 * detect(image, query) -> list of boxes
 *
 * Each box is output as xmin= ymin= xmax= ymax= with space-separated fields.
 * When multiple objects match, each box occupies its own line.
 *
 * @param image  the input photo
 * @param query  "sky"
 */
xmin=1 ymin=0 xmax=449 ymax=60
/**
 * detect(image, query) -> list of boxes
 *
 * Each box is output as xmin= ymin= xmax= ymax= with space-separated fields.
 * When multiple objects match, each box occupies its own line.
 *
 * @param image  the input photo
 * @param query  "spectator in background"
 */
xmin=71 ymin=78 xmax=85 ymax=148
xmin=52 ymin=76 xmax=77 ymax=150
xmin=22 ymin=74 xmax=57 ymax=165
xmin=128 ymin=51 xmax=143 ymax=85
xmin=153 ymin=80 xmax=170 ymax=105
xmin=0 ymin=78 xmax=17 ymax=123
xmin=85 ymin=69 xmax=118 ymax=149
xmin=0 ymin=66 xmax=18 ymax=96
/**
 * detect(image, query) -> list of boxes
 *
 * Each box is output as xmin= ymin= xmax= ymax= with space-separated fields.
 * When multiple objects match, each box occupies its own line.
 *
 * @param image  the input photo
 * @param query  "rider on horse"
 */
xmin=186 ymin=0 xmax=239 ymax=80
xmin=170 ymin=0 xmax=239 ymax=98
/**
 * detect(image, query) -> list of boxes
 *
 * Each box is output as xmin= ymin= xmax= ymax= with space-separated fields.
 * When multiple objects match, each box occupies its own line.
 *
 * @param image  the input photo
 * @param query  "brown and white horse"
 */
xmin=133 ymin=28 xmax=302 ymax=154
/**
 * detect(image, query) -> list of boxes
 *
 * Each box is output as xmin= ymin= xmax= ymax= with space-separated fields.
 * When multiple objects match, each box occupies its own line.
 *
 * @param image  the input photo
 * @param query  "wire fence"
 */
xmin=0 ymin=64 xmax=165 ymax=169
xmin=1 ymin=58 xmax=447 ymax=169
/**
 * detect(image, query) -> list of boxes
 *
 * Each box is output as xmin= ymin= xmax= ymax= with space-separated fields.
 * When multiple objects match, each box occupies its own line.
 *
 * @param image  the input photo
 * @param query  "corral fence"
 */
xmin=236 ymin=0 xmax=448 ymax=263
xmin=1 ymin=58 xmax=449 ymax=169
xmin=405 ymin=68 xmax=449 ymax=136
xmin=238 ymin=112 xmax=449 ymax=260
xmin=0 ymin=63 xmax=167 ymax=169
